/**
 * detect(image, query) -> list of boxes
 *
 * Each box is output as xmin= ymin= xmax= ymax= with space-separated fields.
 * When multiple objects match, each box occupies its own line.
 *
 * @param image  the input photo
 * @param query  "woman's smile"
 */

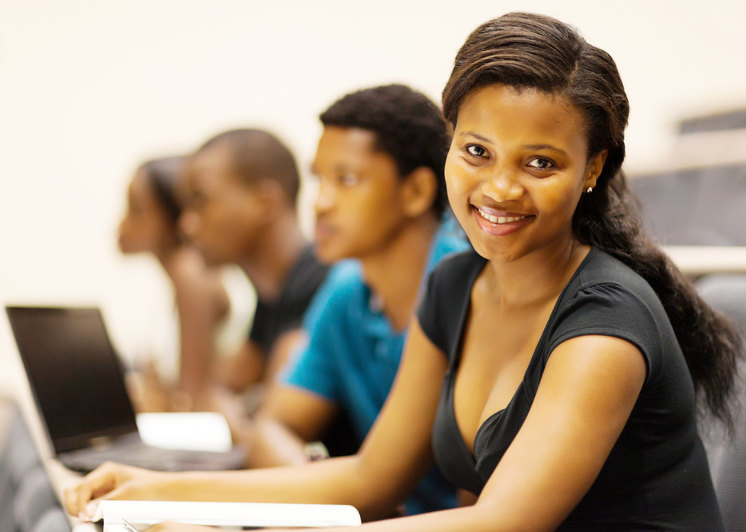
xmin=472 ymin=205 xmax=534 ymax=236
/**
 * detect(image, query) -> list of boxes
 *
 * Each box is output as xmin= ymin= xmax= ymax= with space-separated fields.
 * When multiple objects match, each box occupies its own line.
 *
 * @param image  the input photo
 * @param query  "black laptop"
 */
xmin=5 ymin=305 xmax=245 ymax=473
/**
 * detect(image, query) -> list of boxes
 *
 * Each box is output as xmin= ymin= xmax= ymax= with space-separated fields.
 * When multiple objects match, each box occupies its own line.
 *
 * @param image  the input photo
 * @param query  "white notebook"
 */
xmin=135 ymin=412 xmax=233 ymax=452
xmin=92 ymin=500 xmax=362 ymax=531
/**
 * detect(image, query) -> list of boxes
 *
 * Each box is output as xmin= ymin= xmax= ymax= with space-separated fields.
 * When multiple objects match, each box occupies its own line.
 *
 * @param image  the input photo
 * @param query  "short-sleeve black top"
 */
xmin=418 ymin=247 xmax=723 ymax=531
xmin=248 ymin=245 xmax=329 ymax=356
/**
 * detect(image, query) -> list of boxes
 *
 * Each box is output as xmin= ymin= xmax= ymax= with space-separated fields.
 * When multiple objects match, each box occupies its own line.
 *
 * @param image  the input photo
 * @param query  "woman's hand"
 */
xmin=63 ymin=461 xmax=165 ymax=519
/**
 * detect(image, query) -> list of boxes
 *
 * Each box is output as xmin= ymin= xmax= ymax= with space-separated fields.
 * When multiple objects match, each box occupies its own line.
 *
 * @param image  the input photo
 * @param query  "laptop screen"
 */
xmin=5 ymin=306 xmax=138 ymax=453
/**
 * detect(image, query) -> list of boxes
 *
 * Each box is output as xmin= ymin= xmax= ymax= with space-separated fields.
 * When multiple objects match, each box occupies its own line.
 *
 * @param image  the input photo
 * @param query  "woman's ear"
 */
xmin=584 ymin=149 xmax=608 ymax=191
xmin=401 ymin=167 xmax=438 ymax=218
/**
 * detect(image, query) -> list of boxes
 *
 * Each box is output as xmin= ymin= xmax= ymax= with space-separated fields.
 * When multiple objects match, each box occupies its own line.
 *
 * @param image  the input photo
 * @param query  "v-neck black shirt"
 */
xmin=418 ymin=248 xmax=723 ymax=530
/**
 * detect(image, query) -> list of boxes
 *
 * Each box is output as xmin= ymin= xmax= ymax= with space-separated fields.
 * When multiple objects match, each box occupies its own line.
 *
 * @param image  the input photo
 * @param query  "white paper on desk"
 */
xmin=135 ymin=412 xmax=232 ymax=452
xmin=93 ymin=500 xmax=362 ymax=530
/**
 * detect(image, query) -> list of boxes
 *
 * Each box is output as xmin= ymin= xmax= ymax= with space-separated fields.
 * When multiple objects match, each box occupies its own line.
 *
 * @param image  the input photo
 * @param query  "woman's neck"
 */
xmin=484 ymin=237 xmax=590 ymax=310
xmin=154 ymin=234 xmax=182 ymax=272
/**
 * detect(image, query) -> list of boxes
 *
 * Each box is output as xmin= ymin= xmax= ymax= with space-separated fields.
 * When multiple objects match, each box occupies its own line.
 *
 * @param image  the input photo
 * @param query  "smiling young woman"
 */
xmin=66 ymin=12 xmax=742 ymax=532
xmin=444 ymin=84 xmax=606 ymax=264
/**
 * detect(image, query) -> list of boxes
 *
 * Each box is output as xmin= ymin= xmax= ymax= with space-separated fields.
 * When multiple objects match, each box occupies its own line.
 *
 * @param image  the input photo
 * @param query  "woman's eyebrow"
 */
xmin=523 ymin=144 xmax=567 ymax=156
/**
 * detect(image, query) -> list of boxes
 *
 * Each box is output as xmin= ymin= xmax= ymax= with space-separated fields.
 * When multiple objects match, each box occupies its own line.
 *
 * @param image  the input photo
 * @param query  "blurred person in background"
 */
xmin=117 ymin=156 xmax=232 ymax=412
xmin=178 ymin=129 xmax=331 ymax=420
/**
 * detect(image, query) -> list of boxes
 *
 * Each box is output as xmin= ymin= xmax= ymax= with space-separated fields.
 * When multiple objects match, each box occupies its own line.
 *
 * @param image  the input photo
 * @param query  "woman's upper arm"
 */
xmin=352 ymin=317 xmax=449 ymax=508
xmin=169 ymin=253 xmax=229 ymax=407
xmin=476 ymin=334 xmax=646 ymax=531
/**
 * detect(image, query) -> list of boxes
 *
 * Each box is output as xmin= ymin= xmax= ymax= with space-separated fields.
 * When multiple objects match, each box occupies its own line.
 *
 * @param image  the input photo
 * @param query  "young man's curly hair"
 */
xmin=319 ymin=84 xmax=449 ymax=218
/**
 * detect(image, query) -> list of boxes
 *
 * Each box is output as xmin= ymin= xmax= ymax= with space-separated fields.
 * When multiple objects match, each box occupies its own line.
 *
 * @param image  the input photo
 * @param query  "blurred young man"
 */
xmin=179 ymin=129 xmax=328 ymax=401
xmin=246 ymin=84 xmax=469 ymax=514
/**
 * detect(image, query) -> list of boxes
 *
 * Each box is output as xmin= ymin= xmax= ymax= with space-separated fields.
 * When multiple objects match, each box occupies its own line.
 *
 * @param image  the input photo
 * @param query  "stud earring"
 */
xmin=586 ymin=187 xmax=593 ymax=193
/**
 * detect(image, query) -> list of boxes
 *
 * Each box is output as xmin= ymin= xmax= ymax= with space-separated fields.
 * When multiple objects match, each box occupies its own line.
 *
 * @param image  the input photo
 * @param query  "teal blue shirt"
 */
xmin=283 ymin=216 xmax=469 ymax=514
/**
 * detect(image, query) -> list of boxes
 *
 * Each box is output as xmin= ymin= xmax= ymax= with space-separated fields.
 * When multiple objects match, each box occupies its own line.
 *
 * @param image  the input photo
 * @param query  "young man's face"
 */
xmin=179 ymin=143 xmax=265 ymax=266
xmin=311 ymin=126 xmax=411 ymax=263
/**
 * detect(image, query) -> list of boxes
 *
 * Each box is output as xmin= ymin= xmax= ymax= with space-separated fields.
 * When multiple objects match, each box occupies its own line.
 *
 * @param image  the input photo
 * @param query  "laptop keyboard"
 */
xmin=60 ymin=442 xmax=246 ymax=473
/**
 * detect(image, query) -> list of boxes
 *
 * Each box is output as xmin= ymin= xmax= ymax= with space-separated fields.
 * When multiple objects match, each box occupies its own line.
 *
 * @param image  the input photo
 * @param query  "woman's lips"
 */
xmin=472 ymin=205 xmax=534 ymax=235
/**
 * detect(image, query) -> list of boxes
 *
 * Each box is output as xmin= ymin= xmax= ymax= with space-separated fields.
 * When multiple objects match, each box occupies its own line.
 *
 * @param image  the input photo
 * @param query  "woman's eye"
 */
xmin=466 ymin=145 xmax=488 ymax=158
xmin=527 ymin=157 xmax=555 ymax=170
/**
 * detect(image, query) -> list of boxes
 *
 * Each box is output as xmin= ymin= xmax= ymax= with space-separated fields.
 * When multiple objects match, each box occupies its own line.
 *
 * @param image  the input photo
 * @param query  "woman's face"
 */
xmin=117 ymin=169 xmax=174 ymax=254
xmin=444 ymin=84 xmax=605 ymax=263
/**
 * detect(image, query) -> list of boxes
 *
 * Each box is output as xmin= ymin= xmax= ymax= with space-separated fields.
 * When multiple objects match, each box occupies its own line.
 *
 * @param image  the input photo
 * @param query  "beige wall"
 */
xmin=2 ymin=0 xmax=746 ymax=415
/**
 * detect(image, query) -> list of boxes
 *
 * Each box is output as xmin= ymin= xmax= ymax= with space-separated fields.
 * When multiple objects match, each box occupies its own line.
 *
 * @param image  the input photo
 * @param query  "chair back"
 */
xmin=0 ymin=396 xmax=71 ymax=532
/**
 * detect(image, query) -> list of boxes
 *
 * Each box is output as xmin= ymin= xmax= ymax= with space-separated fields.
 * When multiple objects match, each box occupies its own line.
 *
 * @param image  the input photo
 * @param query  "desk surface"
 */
xmin=663 ymin=246 xmax=746 ymax=276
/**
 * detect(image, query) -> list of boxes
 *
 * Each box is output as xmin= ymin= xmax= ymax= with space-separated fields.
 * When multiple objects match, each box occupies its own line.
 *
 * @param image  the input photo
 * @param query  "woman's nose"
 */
xmin=480 ymin=169 xmax=523 ymax=202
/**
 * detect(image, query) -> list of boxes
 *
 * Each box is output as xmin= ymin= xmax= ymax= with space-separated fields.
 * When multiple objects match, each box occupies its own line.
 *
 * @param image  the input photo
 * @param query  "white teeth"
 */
xmin=477 ymin=207 xmax=527 ymax=224
xmin=498 ymin=216 xmax=526 ymax=224
xmin=479 ymin=209 xmax=499 ymax=223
